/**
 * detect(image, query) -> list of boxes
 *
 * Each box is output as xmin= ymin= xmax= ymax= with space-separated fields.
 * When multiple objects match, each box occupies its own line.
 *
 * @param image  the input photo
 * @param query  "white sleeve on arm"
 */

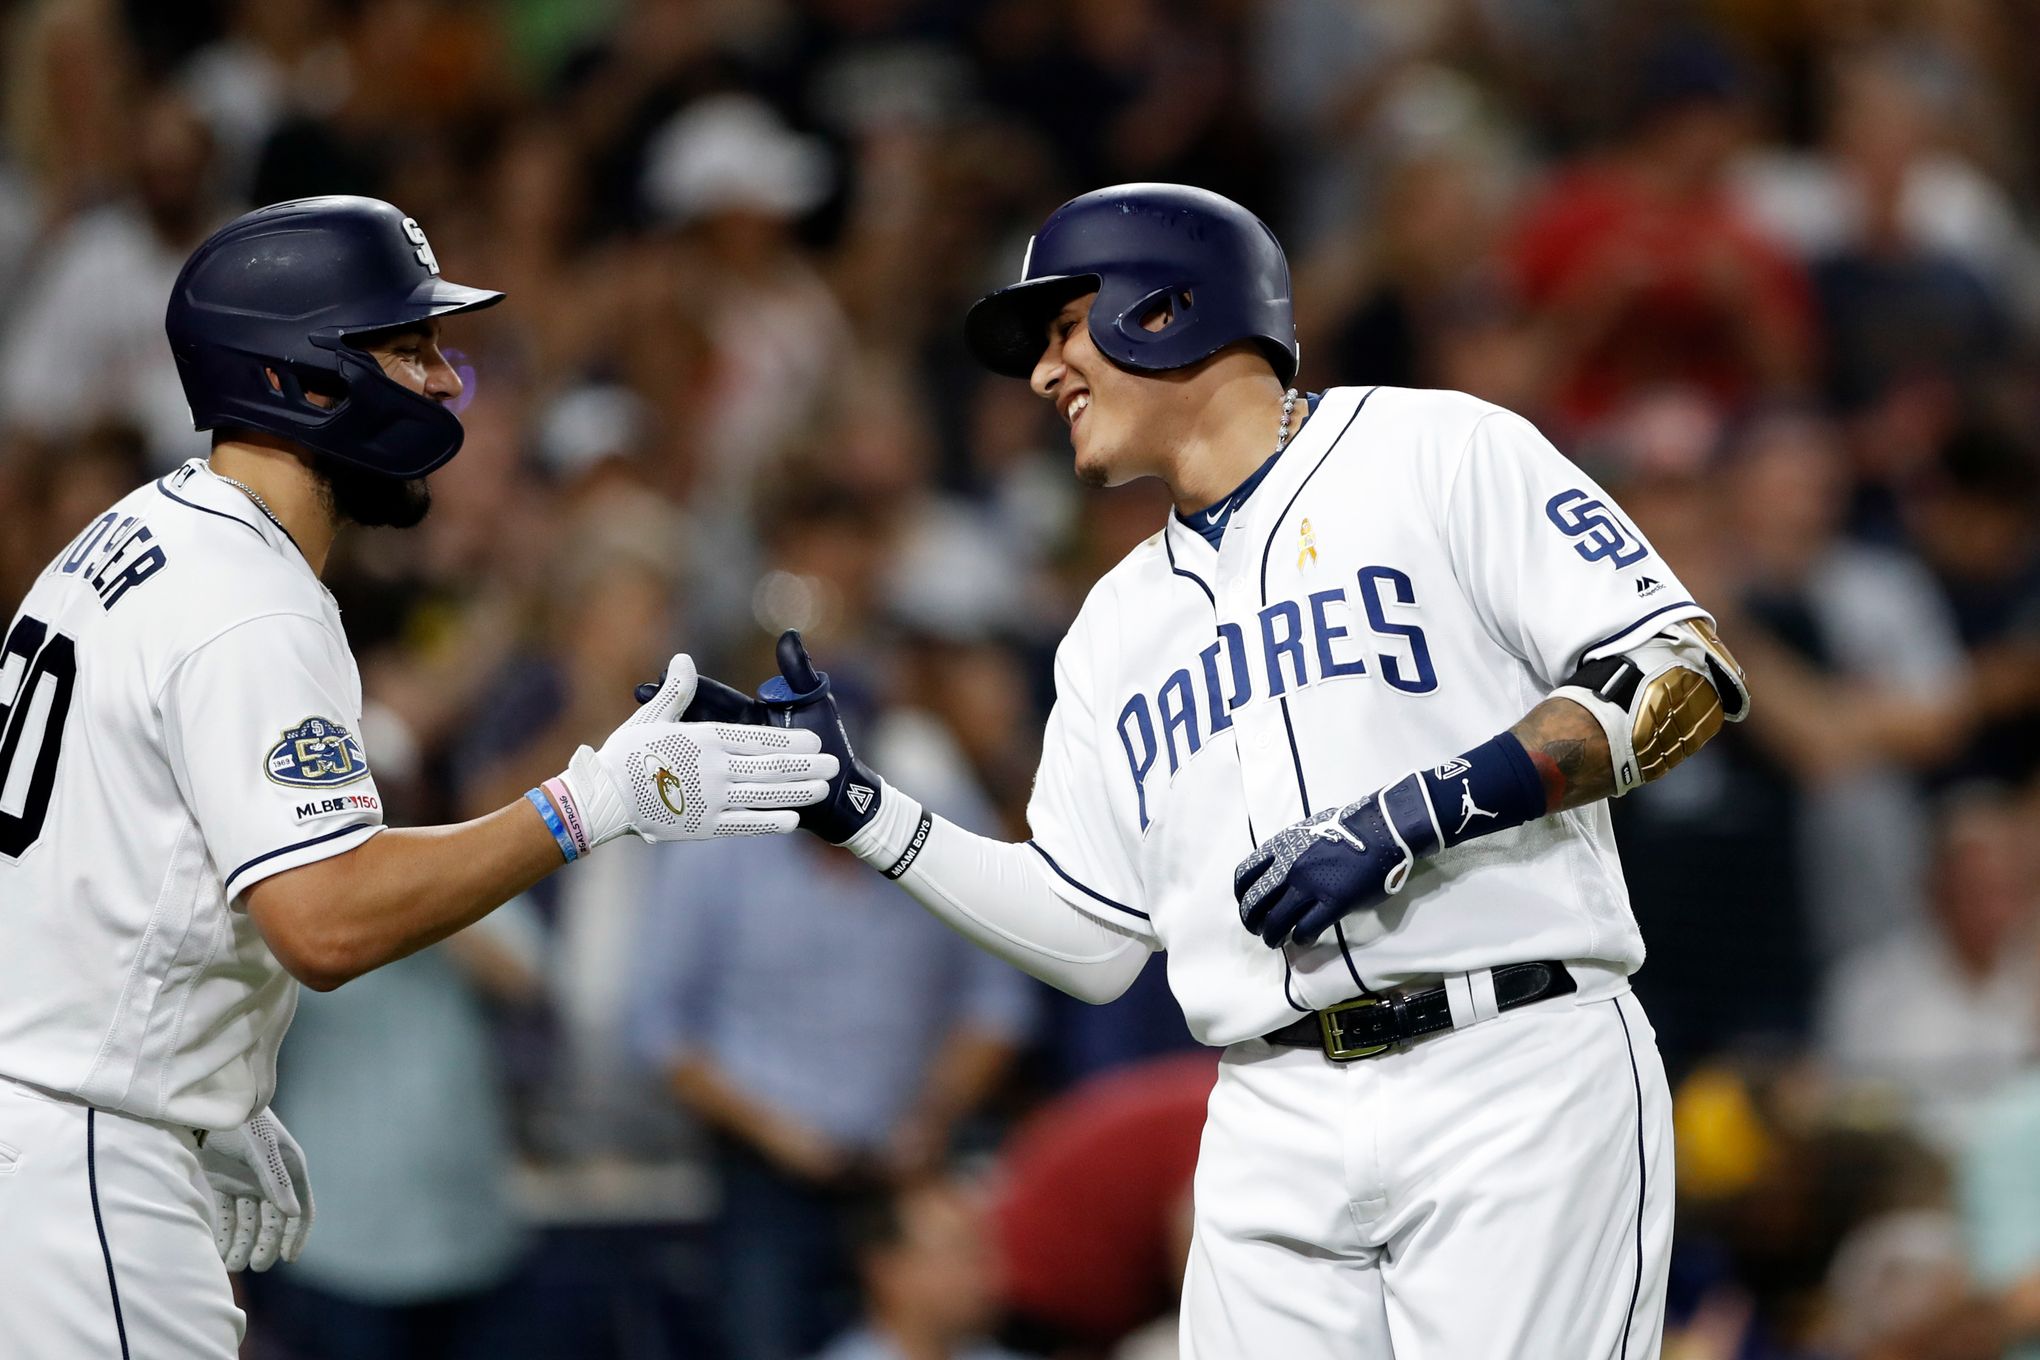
xmin=841 ymin=787 xmax=1152 ymax=1005
xmin=1441 ymin=408 xmax=1712 ymax=685
xmin=160 ymin=612 xmax=386 ymax=902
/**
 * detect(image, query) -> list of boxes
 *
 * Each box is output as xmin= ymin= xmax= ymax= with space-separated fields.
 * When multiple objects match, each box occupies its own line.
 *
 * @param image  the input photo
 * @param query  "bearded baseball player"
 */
xmin=0 ymin=196 xmax=836 ymax=1357
xmin=700 ymin=184 xmax=1750 ymax=1357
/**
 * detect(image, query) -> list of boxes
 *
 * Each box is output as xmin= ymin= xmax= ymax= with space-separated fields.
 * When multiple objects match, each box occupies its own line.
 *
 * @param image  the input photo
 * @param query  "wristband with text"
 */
xmin=525 ymin=787 xmax=579 ymax=863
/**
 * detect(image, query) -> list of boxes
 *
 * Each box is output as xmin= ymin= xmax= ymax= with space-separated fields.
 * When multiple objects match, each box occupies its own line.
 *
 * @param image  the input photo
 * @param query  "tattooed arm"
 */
xmin=1510 ymin=697 xmax=1617 ymax=813
xmin=1237 ymin=641 xmax=1745 ymax=947
xmin=1239 ymin=696 xmax=1625 ymax=947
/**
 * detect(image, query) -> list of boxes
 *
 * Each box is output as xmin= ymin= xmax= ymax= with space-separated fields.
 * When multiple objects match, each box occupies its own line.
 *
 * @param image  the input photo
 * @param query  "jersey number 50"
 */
xmin=0 ymin=614 xmax=78 ymax=859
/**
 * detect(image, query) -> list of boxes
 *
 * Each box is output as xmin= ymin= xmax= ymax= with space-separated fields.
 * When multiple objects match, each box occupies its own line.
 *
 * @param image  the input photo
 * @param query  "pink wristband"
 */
xmin=543 ymin=776 xmax=591 ymax=856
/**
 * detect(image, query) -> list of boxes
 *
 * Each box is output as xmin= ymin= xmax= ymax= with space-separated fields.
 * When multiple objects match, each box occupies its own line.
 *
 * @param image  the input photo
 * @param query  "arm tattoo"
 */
xmin=1509 ymin=697 xmax=1616 ymax=812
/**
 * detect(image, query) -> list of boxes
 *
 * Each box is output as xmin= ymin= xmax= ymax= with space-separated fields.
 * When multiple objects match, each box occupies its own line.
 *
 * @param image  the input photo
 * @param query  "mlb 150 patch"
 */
xmin=265 ymin=717 xmax=369 ymax=789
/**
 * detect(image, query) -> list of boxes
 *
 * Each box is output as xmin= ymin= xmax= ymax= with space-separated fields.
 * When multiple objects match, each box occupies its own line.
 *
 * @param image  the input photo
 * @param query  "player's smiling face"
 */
xmin=1032 ymin=291 xmax=1175 ymax=490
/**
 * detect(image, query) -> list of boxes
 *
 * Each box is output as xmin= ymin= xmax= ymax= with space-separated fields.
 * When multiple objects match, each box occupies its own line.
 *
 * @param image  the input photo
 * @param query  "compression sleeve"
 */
xmin=841 ymin=783 xmax=1153 ymax=1005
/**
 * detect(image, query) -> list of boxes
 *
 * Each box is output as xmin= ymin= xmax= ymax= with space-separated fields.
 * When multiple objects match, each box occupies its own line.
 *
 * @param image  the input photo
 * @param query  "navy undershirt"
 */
xmin=1175 ymin=392 xmax=1322 ymax=548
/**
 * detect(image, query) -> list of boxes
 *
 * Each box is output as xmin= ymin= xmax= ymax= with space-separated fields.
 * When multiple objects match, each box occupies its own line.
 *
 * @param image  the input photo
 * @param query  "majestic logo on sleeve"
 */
xmin=1545 ymin=489 xmax=1649 ymax=568
xmin=265 ymin=717 xmax=369 ymax=789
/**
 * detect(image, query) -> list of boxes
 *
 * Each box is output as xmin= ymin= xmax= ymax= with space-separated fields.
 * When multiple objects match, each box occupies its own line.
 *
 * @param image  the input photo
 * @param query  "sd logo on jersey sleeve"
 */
xmin=264 ymin=717 xmax=369 ymax=788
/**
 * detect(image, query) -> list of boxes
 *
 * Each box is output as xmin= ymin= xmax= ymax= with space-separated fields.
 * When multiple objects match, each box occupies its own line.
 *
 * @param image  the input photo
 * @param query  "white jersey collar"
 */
xmin=1161 ymin=386 xmax=1368 ymax=574
xmin=159 ymin=459 xmax=317 ymax=577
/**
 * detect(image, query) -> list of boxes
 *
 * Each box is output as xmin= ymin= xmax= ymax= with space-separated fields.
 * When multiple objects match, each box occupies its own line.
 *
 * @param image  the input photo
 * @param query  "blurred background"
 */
xmin=2 ymin=0 xmax=2040 ymax=1356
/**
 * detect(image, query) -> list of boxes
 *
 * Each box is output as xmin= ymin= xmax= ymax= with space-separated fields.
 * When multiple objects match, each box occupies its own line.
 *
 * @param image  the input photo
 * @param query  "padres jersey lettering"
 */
xmin=1027 ymin=387 xmax=1709 ymax=1045
xmin=0 ymin=460 xmax=386 ymax=1129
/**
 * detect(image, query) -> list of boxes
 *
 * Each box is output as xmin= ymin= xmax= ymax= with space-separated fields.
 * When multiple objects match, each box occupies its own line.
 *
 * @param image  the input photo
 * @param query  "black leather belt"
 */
xmin=1261 ymin=961 xmax=1577 ymax=1061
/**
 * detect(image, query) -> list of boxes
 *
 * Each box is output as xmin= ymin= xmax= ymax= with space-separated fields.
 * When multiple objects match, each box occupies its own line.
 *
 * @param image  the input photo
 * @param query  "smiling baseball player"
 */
xmin=0 ymin=196 xmax=834 ymax=1358
xmin=706 ymin=184 xmax=1750 ymax=1358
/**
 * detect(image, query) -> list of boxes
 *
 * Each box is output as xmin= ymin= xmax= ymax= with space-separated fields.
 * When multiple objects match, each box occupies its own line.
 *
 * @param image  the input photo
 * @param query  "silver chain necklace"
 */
xmin=210 ymin=469 xmax=287 ymax=533
xmin=1275 ymin=387 xmax=1300 ymax=452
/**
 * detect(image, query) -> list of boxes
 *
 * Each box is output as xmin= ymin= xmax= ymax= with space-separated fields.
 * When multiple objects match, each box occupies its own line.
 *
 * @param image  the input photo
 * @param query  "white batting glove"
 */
xmin=199 ymin=1107 xmax=313 ymax=1272
xmin=544 ymin=654 xmax=838 ymax=850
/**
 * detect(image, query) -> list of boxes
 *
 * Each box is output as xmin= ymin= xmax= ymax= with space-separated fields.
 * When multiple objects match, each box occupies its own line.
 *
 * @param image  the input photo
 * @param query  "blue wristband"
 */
xmin=1415 ymin=733 xmax=1548 ymax=849
xmin=526 ymin=787 xmax=579 ymax=863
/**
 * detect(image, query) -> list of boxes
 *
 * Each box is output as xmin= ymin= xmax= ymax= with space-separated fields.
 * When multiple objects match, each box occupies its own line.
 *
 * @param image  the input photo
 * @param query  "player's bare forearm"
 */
xmin=1510 ymin=697 xmax=1616 ymax=812
xmin=244 ymin=799 xmax=562 ymax=991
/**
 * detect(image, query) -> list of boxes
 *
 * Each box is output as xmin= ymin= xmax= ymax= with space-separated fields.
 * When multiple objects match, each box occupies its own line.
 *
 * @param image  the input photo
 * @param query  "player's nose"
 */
xmin=1030 ymin=341 xmax=1065 ymax=401
xmin=423 ymin=344 xmax=464 ymax=406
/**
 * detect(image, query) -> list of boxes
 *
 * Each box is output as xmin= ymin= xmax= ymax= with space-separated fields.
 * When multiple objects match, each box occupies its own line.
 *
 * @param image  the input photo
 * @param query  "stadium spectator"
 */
xmin=1907 ymin=423 xmax=2040 ymax=785
xmin=811 ymin=1175 xmax=1030 ymax=1360
xmin=638 ymin=93 xmax=849 ymax=510
xmin=1736 ymin=47 xmax=2040 ymax=341
xmin=1821 ymin=792 xmax=2040 ymax=1149
xmin=1722 ymin=410 xmax=1973 ymax=958
xmin=1507 ymin=35 xmax=1814 ymax=430
xmin=629 ymin=712 xmax=1035 ymax=1360
xmin=0 ymin=88 xmax=221 ymax=468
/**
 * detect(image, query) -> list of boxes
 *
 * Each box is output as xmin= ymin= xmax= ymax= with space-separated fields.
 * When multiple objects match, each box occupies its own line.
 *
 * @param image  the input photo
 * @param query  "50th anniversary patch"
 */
xmin=265 ymin=717 xmax=370 ymax=789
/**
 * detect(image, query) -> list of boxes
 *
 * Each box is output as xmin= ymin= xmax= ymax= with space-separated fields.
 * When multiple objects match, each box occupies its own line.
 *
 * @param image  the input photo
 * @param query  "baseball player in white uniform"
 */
xmin=697 ymin=184 xmax=1752 ymax=1357
xmin=0 ymin=196 xmax=836 ymax=1358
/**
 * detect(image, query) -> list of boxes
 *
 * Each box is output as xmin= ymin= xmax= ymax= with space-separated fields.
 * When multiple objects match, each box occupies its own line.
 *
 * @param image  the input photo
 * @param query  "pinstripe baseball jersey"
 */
xmin=0 ymin=459 xmax=384 ymax=1129
xmin=1025 ymin=386 xmax=1709 ymax=1045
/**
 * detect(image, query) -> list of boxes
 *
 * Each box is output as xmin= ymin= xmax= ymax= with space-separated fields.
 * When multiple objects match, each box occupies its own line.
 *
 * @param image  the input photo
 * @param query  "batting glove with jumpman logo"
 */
xmin=1235 ymin=733 xmax=1549 ymax=949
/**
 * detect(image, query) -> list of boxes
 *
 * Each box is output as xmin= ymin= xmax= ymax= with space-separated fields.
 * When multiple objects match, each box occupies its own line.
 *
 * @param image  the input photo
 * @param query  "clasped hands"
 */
xmin=634 ymin=634 xmax=1450 ymax=951
xmin=634 ymin=630 xmax=888 ymax=847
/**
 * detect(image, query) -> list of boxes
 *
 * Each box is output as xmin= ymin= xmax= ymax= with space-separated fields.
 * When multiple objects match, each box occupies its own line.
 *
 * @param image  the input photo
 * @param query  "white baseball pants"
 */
xmin=1182 ymin=986 xmax=1673 ymax=1359
xmin=0 ymin=1077 xmax=243 ymax=1358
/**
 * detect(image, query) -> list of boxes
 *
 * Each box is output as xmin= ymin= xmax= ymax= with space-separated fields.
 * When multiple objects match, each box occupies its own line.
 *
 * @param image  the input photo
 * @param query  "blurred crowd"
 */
xmin=3 ymin=0 xmax=2040 ymax=1357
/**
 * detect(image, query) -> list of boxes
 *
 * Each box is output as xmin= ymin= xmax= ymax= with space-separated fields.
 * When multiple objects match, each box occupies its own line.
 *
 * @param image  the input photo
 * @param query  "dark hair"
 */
xmin=1626 ymin=32 xmax=1748 ymax=128
xmin=840 ymin=1182 xmax=907 ymax=1261
xmin=1937 ymin=424 xmax=2040 ymax=504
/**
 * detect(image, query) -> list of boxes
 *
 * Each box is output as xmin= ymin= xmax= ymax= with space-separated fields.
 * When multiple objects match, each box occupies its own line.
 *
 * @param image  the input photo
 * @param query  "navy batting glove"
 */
xmin=1234 ymin=776 xmax=1441 ymax=949
xmin=635 ymin=670 xmax=771 ymax=724
xmin=634 ymin=635 xmax=882 ymax=842
xmin=1234 ymin=733 xmax=1551 ymax=949
xmin=754 ymin=631 xmax=885 ymax=844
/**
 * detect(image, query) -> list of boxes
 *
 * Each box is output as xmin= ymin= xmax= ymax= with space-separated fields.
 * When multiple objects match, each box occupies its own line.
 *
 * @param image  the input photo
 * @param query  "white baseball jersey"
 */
xmin=0 ymin=459 xmax=384 ymax=1130
xmin=1026 ymin=386 xmax=1708 ymax=1046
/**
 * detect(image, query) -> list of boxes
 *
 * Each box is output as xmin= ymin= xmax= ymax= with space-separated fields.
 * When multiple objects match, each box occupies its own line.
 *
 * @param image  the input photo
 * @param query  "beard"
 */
xmin=315 ymin=454 xmax=433 ymax=529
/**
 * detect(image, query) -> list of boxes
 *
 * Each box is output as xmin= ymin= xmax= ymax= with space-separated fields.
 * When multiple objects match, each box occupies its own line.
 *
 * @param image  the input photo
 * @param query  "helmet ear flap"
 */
xmin=1099 ymin=281 xmax=1204 ymax=372
xmin=264 ymin=359 xmax=346 ymax=414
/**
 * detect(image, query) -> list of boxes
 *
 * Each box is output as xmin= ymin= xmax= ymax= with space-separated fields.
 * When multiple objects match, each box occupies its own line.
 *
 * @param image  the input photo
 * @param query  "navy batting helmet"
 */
xmin=165 ymin=196 xmax=504 ymax=479
xmin=965 ymin=183 xmax=1297 ymax=385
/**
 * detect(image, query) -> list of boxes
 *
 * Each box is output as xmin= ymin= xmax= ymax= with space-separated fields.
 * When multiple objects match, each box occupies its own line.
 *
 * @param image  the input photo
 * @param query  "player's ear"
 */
xmin=1139 ymin=291 xmax=1191 ymax=333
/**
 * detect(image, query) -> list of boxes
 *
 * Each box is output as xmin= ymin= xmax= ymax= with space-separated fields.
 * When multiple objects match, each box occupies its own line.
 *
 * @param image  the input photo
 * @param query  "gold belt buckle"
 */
xmin=1319 ymin=995 xmax=1391 ymax=1062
